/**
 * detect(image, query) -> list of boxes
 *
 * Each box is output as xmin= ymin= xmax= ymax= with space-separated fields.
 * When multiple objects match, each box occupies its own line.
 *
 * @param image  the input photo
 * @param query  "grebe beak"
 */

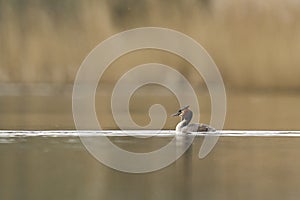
xmin=171 ymin=111 xmax=181 ymax=117
xmin=171 ymin=105 xmax=189 ymax=117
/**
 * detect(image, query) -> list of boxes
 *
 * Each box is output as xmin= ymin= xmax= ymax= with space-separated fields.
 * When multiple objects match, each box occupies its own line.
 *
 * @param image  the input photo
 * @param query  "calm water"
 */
xmin=0 ymin=90 xmax=300 ymax=200
xmin=0 ymin=91 xmax=300 ymax=130
xmin=1 ymin=131 xmax=300 ymax=200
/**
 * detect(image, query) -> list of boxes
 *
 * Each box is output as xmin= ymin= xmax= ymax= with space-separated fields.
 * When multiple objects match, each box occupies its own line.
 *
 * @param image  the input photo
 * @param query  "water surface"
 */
xmin=1 ymin=130 xmax=300 ymax=200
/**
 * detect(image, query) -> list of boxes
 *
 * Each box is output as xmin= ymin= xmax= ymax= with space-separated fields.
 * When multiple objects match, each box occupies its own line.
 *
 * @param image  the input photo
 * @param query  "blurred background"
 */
xmin=0 ymin=0 xmax=299 ymax=129
xmin=1 ymin=1 xmax=300 ymax=200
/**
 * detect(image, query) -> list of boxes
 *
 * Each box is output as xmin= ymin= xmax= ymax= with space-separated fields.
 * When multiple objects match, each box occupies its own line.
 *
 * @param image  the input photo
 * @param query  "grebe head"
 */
xmin=171 ymin=105 xmax=189 ymax=116
xmin=171 ymin=105 xmax=193 ymax=124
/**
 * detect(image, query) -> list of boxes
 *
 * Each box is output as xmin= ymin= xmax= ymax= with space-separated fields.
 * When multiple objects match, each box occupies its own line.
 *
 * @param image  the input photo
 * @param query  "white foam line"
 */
xmin=1 ymin=130 xmax=300 ymax=138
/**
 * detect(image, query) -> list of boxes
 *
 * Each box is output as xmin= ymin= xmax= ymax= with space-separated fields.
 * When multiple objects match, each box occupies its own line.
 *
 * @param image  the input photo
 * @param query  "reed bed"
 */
xmin=0 ymin=0 xmax=300 ymax=90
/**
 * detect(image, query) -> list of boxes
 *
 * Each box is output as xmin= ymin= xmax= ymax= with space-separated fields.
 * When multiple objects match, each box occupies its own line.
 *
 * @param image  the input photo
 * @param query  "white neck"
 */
xmin=175 ymin=109 xmax=193 ymax=131
xmin=176 ymin=119 xmax=189 ymax=131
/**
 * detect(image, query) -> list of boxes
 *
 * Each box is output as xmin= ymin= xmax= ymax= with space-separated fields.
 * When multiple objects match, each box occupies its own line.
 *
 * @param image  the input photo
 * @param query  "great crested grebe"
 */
xmin=172 ymin=105 xmax=216 ymax=133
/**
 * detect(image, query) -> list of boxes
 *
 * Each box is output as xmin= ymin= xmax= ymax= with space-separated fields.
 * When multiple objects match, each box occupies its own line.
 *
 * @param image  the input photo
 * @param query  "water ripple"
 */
xmin=0 ymin=130 xmax=300 ymax=138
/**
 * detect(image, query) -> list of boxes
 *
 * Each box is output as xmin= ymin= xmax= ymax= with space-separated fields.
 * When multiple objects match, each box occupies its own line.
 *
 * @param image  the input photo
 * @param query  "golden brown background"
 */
xmin=0 ymin=0 xmax=299 ymax=130
xmin=1 ymin=2 xmax=300 ymax=200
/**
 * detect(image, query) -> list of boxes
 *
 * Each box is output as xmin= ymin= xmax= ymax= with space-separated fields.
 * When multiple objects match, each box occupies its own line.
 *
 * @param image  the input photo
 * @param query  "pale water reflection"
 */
xmin=1 ymin=131 xmax=300 ymax=200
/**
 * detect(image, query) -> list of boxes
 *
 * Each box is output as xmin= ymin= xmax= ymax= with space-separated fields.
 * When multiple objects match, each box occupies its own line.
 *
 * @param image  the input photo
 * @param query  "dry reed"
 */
xmin=0 ymin=0 xmax=299 ymax=90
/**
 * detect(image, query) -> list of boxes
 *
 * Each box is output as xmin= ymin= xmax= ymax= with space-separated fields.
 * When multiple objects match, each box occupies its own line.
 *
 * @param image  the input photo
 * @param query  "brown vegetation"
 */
xmin=0 ymin=0 xmax=300 ymax=90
